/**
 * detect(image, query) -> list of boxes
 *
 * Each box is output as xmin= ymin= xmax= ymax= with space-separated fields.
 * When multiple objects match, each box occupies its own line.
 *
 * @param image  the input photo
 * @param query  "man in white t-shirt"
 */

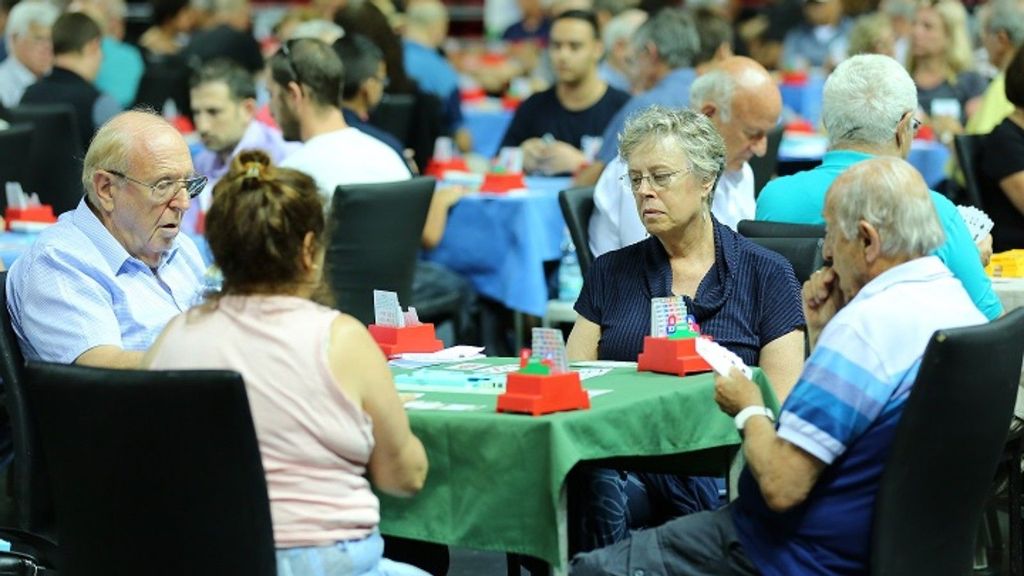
xmin=589 ymin=56 xmax=781 ymax=256
xmin=268 ymin=38 xmax=410 ymax=197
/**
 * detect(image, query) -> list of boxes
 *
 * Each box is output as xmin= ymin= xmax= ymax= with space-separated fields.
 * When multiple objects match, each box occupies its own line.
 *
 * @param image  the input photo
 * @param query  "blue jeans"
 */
xmin=276 ymin=531 xmax=431 ymax=576
xmin=572 ymin=467 xmax=723 ymax=553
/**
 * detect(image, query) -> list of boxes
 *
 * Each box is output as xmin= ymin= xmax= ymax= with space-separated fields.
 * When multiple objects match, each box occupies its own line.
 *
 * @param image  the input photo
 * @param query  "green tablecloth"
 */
xmin=379 ymin=359 xmax=777 ymax=567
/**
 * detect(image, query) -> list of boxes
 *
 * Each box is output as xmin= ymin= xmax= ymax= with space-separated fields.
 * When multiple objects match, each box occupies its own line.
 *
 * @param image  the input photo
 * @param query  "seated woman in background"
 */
xmin=980 ymin=46 xmax=1024 ymax=252
xmin=146 ymin=150 xmax=429 ymax=576
xmin=907 ymin=0 xmax=988 ymax=140
xmin=565 ymin=106 xmax=805 ymax=552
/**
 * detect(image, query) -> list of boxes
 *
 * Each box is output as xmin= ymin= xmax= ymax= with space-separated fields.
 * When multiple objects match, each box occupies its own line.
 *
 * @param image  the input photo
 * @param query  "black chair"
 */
xmin=737 ymin=220 xmax=825 ymax=285
xmin=749 ymin=125 xmax=784 ymax=197
xmin=370 ymin=93 xmax=416 ymax=145
xmin=24 ymin=362 xmax=277 ymax=576
xmin=737 ymin=219 xmax=826 ymax=239
xmin=326 ymin=177 xmax=435 ymax=326
xmin=6 ymin=104 xmax=85 ymax=215
xmin=558 ymin=186 xmax=595 ymax=278
xmin=870 ymin=308 xmax=1024 ymax=576
xmin=0 ymin=124 xmax=33 ymax=213
xmin=954 ymin=134 xmax=985 ymax=209
xmin=133 ymin=54 xmax=193 ymax=120
xmin=0 ymin=271 xmax=54 ymax=537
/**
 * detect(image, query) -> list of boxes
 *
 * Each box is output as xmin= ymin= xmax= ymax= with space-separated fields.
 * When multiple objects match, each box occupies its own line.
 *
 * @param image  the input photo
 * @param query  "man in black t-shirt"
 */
xmin=499 ymin=10 xmax=630 ymax=176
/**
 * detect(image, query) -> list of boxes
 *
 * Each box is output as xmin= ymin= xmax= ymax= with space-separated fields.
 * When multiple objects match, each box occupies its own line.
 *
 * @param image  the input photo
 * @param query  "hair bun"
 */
xmin=230 ymin=149 xmax=273 ymax=190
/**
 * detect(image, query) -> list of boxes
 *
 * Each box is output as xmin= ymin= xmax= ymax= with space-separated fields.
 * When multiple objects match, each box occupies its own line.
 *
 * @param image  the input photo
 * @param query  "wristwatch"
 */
xmin=734 ymin=406 xmax=774 ymax=431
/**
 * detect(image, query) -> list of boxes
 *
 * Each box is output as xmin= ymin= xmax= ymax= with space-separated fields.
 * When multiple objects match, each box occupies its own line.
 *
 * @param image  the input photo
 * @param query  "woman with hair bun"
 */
xmin=146 ymin=150 xmax=429 ymax=576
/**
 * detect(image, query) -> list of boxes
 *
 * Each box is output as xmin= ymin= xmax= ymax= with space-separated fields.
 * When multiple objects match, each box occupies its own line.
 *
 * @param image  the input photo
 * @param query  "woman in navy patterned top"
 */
xmin=565 ymin=106 xmax=806 ymax=553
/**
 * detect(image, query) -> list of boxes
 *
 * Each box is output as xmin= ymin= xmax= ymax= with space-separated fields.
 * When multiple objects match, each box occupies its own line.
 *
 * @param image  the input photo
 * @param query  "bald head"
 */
xmin=82 ymin=110 xmax=188 ymax=199
xmin=691 ymin=56 xmax=782 ymax=171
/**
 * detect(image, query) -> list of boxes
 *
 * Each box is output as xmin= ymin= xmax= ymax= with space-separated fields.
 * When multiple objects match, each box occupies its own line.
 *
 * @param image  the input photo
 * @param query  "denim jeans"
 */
xmin=276 ymin=531 xmax=431 ymax=576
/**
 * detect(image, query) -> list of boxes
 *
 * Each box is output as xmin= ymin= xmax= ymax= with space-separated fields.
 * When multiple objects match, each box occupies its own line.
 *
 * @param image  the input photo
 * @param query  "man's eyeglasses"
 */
xmin=621 ymin=168 xmax=689 ymax=192
xmin=106 ymin=170 xmax=207 ymax=202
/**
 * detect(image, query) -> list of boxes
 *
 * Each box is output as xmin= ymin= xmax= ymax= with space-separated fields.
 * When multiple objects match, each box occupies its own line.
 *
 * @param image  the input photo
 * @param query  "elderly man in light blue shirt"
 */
xmin=0 ymin=1 xmax=58 ymax=108
xmin=6 ymin=110 xmax=207 ymax=368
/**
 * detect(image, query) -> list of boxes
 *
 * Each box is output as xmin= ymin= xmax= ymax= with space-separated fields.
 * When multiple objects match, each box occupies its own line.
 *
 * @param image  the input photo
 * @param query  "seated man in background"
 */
xmin=187 ymin=58 xmax=298 ymax=233
xmin=0 ymin=0 xmax=58 ymax=108
xmin=21 ymin=11 xmax=122 ymax=152
xmin=590 ymin=56 xmax=782 ymax=255
xmin=571 ymin=157 xmax=988 ymax=576
xmin=499 ymin=9 xmax=630 ymax=176
xmin=756 ymin=54 xmax=1002 ymax=320
xmin=6 ymin=110 xmax=207 ymax=368
xmin=335 ymin=33 xmax=408 ymax=164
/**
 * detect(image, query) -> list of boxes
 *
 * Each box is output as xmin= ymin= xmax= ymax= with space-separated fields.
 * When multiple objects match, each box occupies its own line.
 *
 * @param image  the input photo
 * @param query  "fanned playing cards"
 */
xmin=958 ymin=205 xmax=994 ymax=243
xmin=695 ymin=337 xmax=753 ymax=379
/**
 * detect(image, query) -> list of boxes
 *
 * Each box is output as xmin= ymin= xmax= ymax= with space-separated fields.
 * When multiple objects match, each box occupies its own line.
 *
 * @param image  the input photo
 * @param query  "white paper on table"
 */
xmin=396 ymin=346 xmax=486 ymax=363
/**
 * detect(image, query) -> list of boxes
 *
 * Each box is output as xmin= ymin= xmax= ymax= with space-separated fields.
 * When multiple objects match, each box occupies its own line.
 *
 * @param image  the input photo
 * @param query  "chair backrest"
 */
xmin=326 ymin=177 xmax=435 ymax=325
xmin=737 ymin=219 xmax=826 ymax=239
xmin=0 ymin=271 xmax=53 ymax=536
xmin=953 ymin=134 xmax=985 ymax=209
xmin=369 ymin=93 xmax=416 ymax=144
xmin=132 ymin=55 xmax=192 ymax=120
xmin=749 ymin=126 xmax=784 ymax=197
xmin=6 ymin=105 xmax=84 ymax=216
xmin=25 ymin=363 xmax=277 ymax=576
xmin=0 ymin=124 xmax=34 ymax=213
xmin=558 ymin=186 xmax=596 ymax=278
xmin=737 ymin=220 xmax=826 ymax=285
xmin=871 ymin=308 xmax=1024 ymax=576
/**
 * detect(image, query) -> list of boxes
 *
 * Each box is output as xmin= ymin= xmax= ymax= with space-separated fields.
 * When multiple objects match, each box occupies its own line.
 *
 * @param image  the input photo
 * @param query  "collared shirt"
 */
xmin=402 ymin=39 xmax=463 ymax=130
xmin=598 ymin=60 xmax=631 ymax=94
xmin=589 ymin=156 xmax=754 ymax=257
xmin=6 ymin=198 xmax=206 ymax=363
xmin=575 ymin=217 xmax=804 ymax=364
xmin=185 ymin=120 xmax=300 ymax=234
xmin=341 ymin=108 xmax=405 ymax=159
xmin=595 ymin=67 xmax=697 ymax=164
xmin=755 ymin=149 xmax=1003 ymax=320
xmin=732 ymin=256 xmax=986 ymax=575
xmin=0 ymin=55 xmax=39 ymax=108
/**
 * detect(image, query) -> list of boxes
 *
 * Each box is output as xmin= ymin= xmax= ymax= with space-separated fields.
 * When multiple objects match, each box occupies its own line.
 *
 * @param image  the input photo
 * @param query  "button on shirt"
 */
xmin=6 ymin=199 xmax=206 ymax=363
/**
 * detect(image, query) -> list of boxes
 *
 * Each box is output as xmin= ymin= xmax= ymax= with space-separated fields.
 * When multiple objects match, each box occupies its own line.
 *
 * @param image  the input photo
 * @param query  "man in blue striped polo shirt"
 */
xmin=571 ymin=157 xmax=987 ymax=575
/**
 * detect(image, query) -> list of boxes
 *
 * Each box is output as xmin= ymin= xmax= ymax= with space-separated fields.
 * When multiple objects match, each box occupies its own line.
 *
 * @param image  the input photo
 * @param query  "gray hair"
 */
xmin=985 ymin=0 xmax=1024 ymax=48
xmin=601 ymin=8 xmax=645 ymax=52
xmin=827 ymin=157 xmax=944 ymax=258
xmin=822 ymin=54 xmax=917 ymax=149
xmin=631 ymin=8 xmax=699 ymax=69
xmin=288 ymin=19 xmax=345 ymax=44
xmin=5 ymin=1 xmax=59 ymax=53
xmin=619 ymin=105 xmax=726 ymax=207
xmin=689 ymin=67 xmax=735 ymax=121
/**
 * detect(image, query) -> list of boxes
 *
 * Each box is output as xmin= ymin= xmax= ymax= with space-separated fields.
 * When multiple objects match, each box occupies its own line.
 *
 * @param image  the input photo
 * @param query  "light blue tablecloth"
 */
xmin=463 ymin=105 xmax=514 ymax=159
xmin=779 ymin=75 xmax=827 ymax=127
xmin=424 ymin=176 xmax=572 ymax=317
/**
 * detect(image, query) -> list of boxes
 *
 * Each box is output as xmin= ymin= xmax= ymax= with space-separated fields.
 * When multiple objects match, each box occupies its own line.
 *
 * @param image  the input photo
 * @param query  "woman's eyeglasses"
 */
xmin=621 ymin=168 xmax=689 ymax=192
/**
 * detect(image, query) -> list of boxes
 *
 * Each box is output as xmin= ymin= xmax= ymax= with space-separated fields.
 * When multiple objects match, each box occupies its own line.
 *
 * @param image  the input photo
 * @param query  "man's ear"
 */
xmin=859 ymin=220 xmax=882 ymax=263
xmin=240 ymin=97 xmax=258 ymax=118
xmin=92 ymin=171 xmax=117 ymax=211
xmin=700 ymin=102 xmax=718 ymax=119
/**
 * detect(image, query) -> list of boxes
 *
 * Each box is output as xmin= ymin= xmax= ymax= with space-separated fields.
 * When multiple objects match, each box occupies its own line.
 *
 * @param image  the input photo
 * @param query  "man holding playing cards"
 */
xmin=570 ymin=157 xmax=987 ymax=576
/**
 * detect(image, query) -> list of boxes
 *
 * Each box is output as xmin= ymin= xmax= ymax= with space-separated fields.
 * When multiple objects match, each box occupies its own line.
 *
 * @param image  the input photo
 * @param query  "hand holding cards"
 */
xmin=695 ymin=337 xmax=753 ymax=379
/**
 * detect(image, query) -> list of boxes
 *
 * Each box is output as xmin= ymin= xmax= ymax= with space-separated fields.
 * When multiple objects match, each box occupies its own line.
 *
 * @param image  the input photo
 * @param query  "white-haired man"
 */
xmin=571 ymin=157 xmax=987 ymax=576
xmin=0 ymin=0 xmax=58 ymax=107
xmin=590 ymin=56 xmax=782 ymax=255
xmin=756 ymin=54 xmax=1002 ymax=320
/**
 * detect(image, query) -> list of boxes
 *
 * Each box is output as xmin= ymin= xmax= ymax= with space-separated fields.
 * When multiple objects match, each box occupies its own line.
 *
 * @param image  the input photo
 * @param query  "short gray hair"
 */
xmin=631 ymin=8 xmax=698 ymax=69
xmin=288 ymin=19 xmax=345 ymax=43
xmin=602 ymin=8 xmax=646 ymax=52
xmin=5 ymin=1 xmax=59 ymax=53
xmin=827 ymin=157 xmax=944 ymax=258
xmin=689 ymin=67 xmax=736 ymax=122
xmin=985 ymin=0 xmax=1024 ymax=48
xmin=822 ymin=54 xmax=917 ymax=149
xmin=619 ymin=105 xmax=726 ymax=207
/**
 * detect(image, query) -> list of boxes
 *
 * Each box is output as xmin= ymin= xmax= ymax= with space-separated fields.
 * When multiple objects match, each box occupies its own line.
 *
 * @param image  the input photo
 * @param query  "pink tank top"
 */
xmin=149 ymin=294 xmax=379 ymax=547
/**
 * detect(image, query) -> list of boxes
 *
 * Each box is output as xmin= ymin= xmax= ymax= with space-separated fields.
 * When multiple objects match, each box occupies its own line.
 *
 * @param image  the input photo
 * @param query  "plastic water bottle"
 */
xmin=558 ymin=239 xmax=584 ymax=302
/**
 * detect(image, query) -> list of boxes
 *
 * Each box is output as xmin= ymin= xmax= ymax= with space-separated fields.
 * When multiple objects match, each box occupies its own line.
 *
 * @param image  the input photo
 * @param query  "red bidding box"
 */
xmin=424 ymin=158 xmax=469 ymax=179
xmin=636 ymin=336 xmax=713 ymax=377
xmin=5 ymin=205 xmax=56 ymax=230
xmin=496 ymin=371 xmax=590 ymax=416
xmin=367 ymin=324 xmax=443 ymax=357
xmin=480 ymin=172 xmax=525 ymax=194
